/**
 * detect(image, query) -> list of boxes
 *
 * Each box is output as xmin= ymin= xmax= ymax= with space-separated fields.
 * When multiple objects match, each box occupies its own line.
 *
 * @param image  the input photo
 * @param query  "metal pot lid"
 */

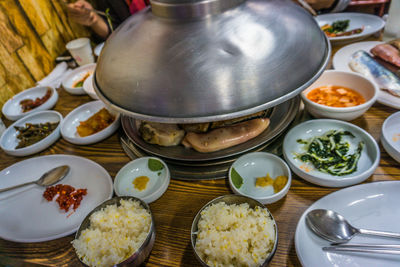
xmin=94 ymin=0 xmax=330 ymax=123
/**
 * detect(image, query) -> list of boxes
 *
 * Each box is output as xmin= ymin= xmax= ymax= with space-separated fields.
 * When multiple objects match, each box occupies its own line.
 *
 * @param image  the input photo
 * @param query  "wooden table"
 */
xmin=0 ymin=64 xmax=398 ymax=267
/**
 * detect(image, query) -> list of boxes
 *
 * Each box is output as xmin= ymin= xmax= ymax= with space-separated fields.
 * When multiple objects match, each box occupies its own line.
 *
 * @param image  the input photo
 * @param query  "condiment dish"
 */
xmin=62 ymin=63 xmax=96 ymax=95
xmin=301 ymin=70 xmax=378 ymax=121
xmin=114 ymin=157 xmax=170 ymax=204
xmin=283 ymin=119 xmax=380 ymax=187
xmin=75 ymin=196 xmax=155 ymax=267
xmin=191 ymin=194 xmax=278 ymax=267
xmin=314 ymin=13 xmax=385 ymax=45
xmin=381 ymin=111 xmax=400 ymax=163
xmin=0 ymin=110 xmax=62 ymax=157
xmin=82 ymin=73 xmax=98 ymax=100
xmin=228 ymin=152 xmax=291 ymax=204
xmin=60 ymin=100 xmax=120 ymax=145
xmin=2 ymin=86 xmax=58 ymax=121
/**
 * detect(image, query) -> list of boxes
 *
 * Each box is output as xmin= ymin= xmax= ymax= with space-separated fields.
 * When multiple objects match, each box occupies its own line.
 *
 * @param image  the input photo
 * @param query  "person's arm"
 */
xmin=67 ymin=0 xmax=110 ymax=39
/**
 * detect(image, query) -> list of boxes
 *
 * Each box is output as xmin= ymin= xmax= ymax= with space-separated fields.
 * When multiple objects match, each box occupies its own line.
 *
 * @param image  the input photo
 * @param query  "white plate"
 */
xmin=83 ymin=73 xmax=98 ymax=100
xmin=94 ymin=42 xmax=104 ymax=57
xmin=114 ymin=157 xmax=170 ymax=204
xmin=0 ymin=111 xmax=62 ymax=157
xmin=333 ymin=41 xmax=400 ymax=109
xmin=0 ymin=155 xmax=113 ymax=242
xmin=60 ymin=100 xmax=120 ymax=145
xmin=228 ymin=152 xmax=291 ymax=204
xmin=315 ymin=13 xmax=385 ymax=45
xmin=61 ymin=63 xmax=96 ymax=95
xmin=283 ymin=119 xmax=380 ymax=187
xmin=381 ymin=111 xmax=400 ymax=163
xmin=1 ymin=86 xmax=58 ymax=121
xmin=295 ymin=181 xmax=400 ymax=267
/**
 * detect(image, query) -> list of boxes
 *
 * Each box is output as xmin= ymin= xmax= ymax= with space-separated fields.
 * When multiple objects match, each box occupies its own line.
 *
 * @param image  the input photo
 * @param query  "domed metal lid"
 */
xmin=94 ymin=0 xmax=330 ymax=123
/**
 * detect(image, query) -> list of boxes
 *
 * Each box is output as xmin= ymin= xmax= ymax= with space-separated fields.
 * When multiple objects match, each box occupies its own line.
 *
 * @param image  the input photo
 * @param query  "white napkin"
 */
xmin=37 ymin=62 xmax=73 ymax=88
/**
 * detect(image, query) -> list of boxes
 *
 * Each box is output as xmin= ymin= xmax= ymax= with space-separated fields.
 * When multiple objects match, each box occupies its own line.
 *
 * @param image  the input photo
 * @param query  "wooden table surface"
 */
xmin=1 ymin=46 xmax=399 ymax=267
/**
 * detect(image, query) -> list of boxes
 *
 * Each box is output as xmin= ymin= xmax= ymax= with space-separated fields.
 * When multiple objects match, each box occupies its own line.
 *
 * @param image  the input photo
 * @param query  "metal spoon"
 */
xmin=0 ymin=165 xmax=70 ymax=193
xmin=306 ymin=209 xmax=400 ymax=243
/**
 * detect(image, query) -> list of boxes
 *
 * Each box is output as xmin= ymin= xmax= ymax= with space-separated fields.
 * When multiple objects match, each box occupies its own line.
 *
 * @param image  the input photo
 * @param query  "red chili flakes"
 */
xmin=43 ymin=184 xmax=87 ymax=212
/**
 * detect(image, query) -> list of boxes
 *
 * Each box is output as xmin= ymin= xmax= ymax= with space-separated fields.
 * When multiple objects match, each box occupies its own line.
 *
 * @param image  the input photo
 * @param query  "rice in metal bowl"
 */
xmin=72 ymin=199 xmax=151 ymax=267
xmin=195 ymin=202 xmax=275 ymax=267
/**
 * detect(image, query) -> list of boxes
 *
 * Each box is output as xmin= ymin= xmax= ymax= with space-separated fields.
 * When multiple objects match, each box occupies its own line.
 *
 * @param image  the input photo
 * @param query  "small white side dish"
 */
xmin=2 ymin=86 xmax=58 ymax=121
xmin=114 ymin=157 xmax=170 ymax=204
xmin=381 ymin=111 xmax=400 ymax=163
xmin=301 ymin=70 xmax=378 ymax=121
xmin=61 ymin=63 xmax=96 ymax=95
xmin=315 ymin=13 xmax=385 ymax=45
xmin=94 ymin=42 xmax=104 ymax=57
xmin=60 ymin=100 xmax=120 ymax=145
xmin=0 ymin=110 xmax=62 ymax=157
xmin=283 ymin=119 xmax=380 ymax=187
xmin=82 ymin=73 xmax=98 ymax=100
xmin=229 ymin=152 xmax=291 ymax=204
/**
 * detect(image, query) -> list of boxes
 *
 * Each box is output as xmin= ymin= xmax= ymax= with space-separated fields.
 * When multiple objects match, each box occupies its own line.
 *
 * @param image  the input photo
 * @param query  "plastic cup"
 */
xmin=66 ymin=38 xmax=94 ymax=66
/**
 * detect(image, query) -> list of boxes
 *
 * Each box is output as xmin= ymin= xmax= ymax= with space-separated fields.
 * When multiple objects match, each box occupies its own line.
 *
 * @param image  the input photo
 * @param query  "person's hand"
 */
xmin=305 ymin=0 xmax=335 ymax=10
xmin=67 ymin=0 xmax=98 ymax=26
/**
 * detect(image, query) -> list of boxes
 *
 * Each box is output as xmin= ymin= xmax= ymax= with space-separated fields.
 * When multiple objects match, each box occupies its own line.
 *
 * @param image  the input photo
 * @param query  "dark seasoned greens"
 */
xmin=296 ymin=130 xmax=364 ymax=176
xmin=14 ymin=122 xmax=59 ymax=149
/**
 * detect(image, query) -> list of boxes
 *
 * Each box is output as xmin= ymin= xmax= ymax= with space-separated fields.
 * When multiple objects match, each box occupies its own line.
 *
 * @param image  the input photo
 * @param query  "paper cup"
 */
xmin=66 ymin=38 xmax=94 ymax=66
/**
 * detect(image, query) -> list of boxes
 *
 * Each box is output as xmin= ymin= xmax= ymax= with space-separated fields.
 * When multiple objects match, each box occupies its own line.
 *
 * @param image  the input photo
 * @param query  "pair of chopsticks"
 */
xmin=323 ymin=243 xmax=400 ymax=255
xmin=296 ymin=0 xmax=317 ymax=16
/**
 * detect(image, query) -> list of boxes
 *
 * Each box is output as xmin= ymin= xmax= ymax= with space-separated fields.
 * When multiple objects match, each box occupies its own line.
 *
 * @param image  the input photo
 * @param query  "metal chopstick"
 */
xmin=323 ymin=244 xmax=400 ymax=255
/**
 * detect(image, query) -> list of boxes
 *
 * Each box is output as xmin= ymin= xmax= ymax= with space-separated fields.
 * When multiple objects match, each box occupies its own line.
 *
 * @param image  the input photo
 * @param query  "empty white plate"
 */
xmin=0 ymin=154 xmax=113 ymax=242
xmin=62 ymin=63 xmax=96 ymax=95
xmin=2 ymin=86 xmax=58 ymax=121
xmin=0 ymin=110 xmax=62 ymax=157
xmin=60 ymin=100 xmax=120 ymax=145
xmin=381 ymin=111 xmax=400 ymax=163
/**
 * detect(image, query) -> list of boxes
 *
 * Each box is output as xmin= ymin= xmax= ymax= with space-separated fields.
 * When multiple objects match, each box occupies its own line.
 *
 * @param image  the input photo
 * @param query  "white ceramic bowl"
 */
xmin=301 ymin=70 xmax=378 ymax=121
xmin=114 ymin=157 xmax=170 ymax=204
xmin=2 ymin=86 xmax=58 ymax=121
xmin=228 ymin=152 xmax=291 ymax=204
xmin=60 ymin=100 xmax=120 ymax=145
xmin=381 ymin=111 xmax=400 ymax=163
xmin=0 ymin=110 xmax=62 ymax=157
xmin=82 ymin=74 xmax=98 ymax=100
xmin=283 ymin=119 xmax=380 ymax=187
xmin=62 ymin=63 xmax=96 ymax=95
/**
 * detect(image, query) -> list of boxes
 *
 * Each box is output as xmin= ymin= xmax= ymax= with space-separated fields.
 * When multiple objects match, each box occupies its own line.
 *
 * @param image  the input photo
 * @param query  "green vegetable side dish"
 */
xmin=148 ymin=158 xmax=164 ymax=172
xmin=231 ymin=168 xmax=244 ymax=189
xmin=15 ymin=122 xmax=59 ymax=149
xmin=329 ymin=20 xmax=349 ymax=33
xmin=295 ymin=130 xmax=364 ymax=176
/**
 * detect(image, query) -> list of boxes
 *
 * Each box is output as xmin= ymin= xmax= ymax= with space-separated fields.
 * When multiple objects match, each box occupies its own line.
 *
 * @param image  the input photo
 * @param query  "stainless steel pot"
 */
xmin=95 ymin=0 xmax=330 ymax=123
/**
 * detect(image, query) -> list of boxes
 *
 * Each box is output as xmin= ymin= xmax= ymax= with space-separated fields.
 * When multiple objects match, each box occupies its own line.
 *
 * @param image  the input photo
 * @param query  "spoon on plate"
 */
xmin=0 ymin=165 xmax=70 ymax=193
xmin=306 ymin=209 xmax=400 ymax=243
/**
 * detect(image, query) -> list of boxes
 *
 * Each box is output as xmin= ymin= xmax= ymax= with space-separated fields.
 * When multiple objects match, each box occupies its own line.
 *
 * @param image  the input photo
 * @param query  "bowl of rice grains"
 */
xmin=191 ymin=194 xmax=278 ymax=267
xmin=73 ymin=196 xmax=155 ymax=267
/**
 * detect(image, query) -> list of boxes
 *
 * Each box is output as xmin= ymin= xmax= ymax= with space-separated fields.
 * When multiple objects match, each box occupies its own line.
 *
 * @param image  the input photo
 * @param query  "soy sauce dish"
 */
xmin=229 ymin=152 xmax=291 ymax=204
xmin=283 ymin=119 xmax=380 ymax=187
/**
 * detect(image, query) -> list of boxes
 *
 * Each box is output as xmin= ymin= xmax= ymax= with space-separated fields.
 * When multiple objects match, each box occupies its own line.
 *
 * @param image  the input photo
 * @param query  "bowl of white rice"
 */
xmin=191 ymin=195 xmax=278 ymax=267
xmin=73 ymin=196 xmax=155 ymax=267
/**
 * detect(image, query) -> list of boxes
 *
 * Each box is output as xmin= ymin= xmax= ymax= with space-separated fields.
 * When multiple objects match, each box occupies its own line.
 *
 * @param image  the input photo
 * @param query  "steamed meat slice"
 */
xmin=139 ymin=121 xmax=185 ymax=146
xmin=182 ymin=118 xmax=270 ymax=153
xmin=371 ymin=44 xmax=400 ymax=67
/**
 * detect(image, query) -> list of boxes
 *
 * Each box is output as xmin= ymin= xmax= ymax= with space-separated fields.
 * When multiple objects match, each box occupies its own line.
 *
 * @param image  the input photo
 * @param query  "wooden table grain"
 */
xmin=0 ymin=66 xmax=398 ymax=266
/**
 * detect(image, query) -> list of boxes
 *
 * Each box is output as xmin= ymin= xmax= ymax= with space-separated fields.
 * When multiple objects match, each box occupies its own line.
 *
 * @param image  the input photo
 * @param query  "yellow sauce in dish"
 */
xmin=307 ymin=85 xmax=365 ymax=108
xmin=133 ymin=176 xmax=149 ymax=191
xmin=255 ymin=174 xmax=288 ymax=193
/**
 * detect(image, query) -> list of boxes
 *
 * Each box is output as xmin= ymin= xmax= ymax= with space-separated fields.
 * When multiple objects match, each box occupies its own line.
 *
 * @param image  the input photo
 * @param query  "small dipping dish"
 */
xmin=114 ymin=157 xmax=170 ymax=204
xmin=229 ymin=152 xmax=291 ymax=204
